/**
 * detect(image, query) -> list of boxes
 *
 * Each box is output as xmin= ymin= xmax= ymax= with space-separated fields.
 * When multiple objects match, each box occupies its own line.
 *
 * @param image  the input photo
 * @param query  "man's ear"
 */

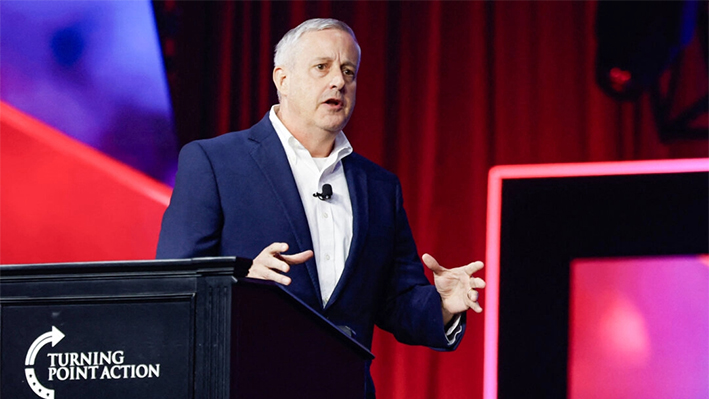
xmin=273 ymin=66 xmax=288 ymax=96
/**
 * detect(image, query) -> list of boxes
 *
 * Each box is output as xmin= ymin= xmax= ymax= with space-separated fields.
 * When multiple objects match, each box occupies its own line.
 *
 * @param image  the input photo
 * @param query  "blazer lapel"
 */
xmin=325 ymin=155 xmax=369 ymax=310
xmin=247 ymin=116 xmax=321 ymax=301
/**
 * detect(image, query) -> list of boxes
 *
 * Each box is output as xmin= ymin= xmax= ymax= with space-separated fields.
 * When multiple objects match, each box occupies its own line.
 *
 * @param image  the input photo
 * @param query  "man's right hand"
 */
xmin=246 ymin=242 xmax=313 ymax=285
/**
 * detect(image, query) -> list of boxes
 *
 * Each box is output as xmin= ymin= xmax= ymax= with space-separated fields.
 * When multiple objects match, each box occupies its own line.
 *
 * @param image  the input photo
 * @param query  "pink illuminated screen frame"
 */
xmin=484 ymin=158 xmax=709 ymax=399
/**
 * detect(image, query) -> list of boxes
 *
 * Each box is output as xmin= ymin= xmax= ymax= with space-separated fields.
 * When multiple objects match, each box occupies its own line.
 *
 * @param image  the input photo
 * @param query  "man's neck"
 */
xmin=275 ymin=106 xmax=336 ymax=158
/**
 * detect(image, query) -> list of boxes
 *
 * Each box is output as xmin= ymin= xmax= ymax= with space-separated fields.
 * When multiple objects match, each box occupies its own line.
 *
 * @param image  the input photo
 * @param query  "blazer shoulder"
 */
xmin=187 ymin=130 xmax=249 ymax=154
xmin=181 ymin=114 xmax=274 ymax=159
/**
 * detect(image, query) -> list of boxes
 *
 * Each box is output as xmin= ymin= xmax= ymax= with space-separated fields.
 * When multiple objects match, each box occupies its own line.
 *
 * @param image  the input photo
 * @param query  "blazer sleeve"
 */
xmin=374 ymin=180 xmax=466 ymax=350
xmin=156 ymin=141 xmax=224 ymax=259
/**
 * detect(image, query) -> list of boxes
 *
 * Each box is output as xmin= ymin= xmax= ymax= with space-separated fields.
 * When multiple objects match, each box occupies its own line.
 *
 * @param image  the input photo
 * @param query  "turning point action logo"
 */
xmin=24 ymin=326 xmax=161 ymax=399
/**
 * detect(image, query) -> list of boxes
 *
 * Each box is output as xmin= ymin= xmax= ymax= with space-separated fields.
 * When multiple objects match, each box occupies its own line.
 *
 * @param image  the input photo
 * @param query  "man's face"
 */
xmin=279 ymin=29 xmax=359 ymax=134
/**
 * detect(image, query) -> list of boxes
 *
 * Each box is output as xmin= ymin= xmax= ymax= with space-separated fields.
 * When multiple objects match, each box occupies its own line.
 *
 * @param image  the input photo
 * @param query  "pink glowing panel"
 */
xmin=569 ymin=255 xmax=709 ymax=399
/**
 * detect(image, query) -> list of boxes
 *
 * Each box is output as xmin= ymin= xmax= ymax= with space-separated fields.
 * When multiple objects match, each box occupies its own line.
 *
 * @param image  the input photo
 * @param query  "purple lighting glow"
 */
xmin=0 ymin=0 xmax=177 ymax=185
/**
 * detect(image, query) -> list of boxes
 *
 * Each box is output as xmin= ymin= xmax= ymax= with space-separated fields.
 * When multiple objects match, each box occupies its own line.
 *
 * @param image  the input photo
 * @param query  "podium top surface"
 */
xmin=0 ymin=256 xmax=251 ymax=278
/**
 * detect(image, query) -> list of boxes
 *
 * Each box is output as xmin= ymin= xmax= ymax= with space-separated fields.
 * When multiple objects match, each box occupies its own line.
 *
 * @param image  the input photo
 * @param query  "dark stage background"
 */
xmin=152 ymin=1 xmax=707 ymax=398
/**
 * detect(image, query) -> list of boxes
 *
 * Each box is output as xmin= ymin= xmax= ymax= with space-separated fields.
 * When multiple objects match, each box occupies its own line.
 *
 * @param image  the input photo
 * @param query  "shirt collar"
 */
xmin=269 ymin=105 xmax=353 ymax=173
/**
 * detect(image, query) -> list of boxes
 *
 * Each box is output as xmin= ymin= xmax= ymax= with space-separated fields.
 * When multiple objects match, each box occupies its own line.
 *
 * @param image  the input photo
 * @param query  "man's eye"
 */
xmin=315 ymin=64 xmax=325 ymax=70
xmin=343 ymin=69 xmax=354 ymax=76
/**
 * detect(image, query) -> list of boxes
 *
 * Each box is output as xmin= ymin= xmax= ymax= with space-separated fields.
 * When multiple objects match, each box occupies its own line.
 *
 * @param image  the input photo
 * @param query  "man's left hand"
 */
xmin=422 ymin=253 xmax=486 ymax=324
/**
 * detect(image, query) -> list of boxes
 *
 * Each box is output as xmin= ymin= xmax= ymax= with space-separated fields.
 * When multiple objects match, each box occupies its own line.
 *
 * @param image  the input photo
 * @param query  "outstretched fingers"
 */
xmin=248 ymin=242 xmax=313 ymax=285
xmin=469 ymin=276 xmax=486 ymax=290
xmin=466 ymin=267 xmax=485 ymax=313
xmin=422 ymin=253 xmax=445 ymax=274
xmin=462 ymin=261 xmax=485 ymax=277
xmin=256 ymin=266 xmax=293 ymax=285
xmin=467 ymin=289 xmax=483 ymax=313
xmin=281 ymin=249 xmax=314 ymax=265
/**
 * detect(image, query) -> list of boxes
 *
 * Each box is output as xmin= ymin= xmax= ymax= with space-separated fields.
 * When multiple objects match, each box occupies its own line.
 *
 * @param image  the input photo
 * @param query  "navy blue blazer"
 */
xmin=156 ymin=114 xmax=463 ymax=354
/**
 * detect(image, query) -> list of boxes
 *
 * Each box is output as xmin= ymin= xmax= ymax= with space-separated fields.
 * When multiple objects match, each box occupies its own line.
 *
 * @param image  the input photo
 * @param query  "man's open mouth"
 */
xmin=324 ymin=98 xmax=342 ymax=107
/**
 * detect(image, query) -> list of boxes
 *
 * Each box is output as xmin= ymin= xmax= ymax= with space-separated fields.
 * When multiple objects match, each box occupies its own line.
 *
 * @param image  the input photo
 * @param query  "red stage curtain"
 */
xmin=159 ymin=2 xmax=707 ymax=398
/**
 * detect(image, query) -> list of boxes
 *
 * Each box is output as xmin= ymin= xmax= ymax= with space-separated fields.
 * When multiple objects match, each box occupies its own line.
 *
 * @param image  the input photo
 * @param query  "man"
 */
xmin=157 ymin=18 xmax=485 ymax=397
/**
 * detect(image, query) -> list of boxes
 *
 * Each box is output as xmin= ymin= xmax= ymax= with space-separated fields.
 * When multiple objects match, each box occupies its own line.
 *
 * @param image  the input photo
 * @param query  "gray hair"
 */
xmin=274 ymin=18 xmax=360 ymax=69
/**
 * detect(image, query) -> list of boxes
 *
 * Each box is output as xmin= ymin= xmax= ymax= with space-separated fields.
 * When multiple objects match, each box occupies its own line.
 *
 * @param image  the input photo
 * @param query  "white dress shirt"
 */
xmin=269 ymin=106 xmax=353 ymax=305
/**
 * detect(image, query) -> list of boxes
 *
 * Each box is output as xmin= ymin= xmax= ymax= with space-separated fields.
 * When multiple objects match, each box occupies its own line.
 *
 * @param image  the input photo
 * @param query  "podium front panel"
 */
xmin=1 ymin=295 xmax=195 ymax=399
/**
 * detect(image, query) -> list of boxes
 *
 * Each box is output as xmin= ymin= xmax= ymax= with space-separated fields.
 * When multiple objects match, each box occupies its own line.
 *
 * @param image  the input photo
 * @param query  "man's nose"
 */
xmin=329 ymin=69 xmax=345 ymax=90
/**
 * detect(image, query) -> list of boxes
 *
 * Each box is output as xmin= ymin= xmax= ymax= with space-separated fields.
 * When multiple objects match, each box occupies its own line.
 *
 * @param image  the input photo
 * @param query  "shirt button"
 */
xmin=325 ymin=254 xmax=331 ymax=261
xmin=323 ymin=212 xmax=329 ymax=218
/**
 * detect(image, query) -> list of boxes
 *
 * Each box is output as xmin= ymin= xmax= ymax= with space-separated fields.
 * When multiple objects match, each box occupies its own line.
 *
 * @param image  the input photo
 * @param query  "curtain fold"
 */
xmin=157 ymin=1 xmax=707 ymax=398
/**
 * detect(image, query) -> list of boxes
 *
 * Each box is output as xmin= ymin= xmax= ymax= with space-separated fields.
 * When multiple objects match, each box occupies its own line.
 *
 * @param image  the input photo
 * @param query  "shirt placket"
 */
xmin=317 ymin=174 xmax=337 ymax=304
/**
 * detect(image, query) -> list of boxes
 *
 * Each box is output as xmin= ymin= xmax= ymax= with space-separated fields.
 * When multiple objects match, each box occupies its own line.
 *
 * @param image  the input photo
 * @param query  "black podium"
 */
xmin=0 ymin=258 xmax=373 ymax=399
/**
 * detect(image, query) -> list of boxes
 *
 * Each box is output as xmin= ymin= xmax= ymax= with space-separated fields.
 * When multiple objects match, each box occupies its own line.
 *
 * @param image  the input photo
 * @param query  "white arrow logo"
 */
xmin=25 ymin=326 xmax=65 ymax=399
